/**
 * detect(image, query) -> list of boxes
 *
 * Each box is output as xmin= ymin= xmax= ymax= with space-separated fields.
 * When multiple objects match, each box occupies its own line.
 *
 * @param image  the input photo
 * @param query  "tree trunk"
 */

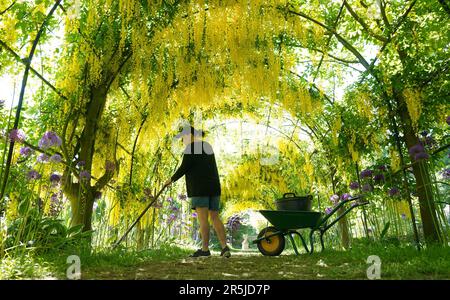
xmin=392 ymin=78 xmax=442 ymax=244
xmin=338 ymin=207 xmax=351 ymax=249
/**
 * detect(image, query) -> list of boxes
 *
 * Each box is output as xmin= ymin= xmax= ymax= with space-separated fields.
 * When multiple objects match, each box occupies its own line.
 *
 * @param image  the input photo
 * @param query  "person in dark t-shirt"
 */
xmin=164 ymin=125 xmax=230 ymax=258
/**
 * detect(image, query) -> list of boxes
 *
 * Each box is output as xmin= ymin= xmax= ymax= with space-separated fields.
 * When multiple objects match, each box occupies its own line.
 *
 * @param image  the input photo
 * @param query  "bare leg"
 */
xmin=196 ymin=207 xmax=210 ymax=251
xmin=209 ymin=210 xmax=228 ymax=249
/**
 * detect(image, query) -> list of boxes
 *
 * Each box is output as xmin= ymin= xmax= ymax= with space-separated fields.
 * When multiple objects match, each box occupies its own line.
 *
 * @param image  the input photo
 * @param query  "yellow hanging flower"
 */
xmin=403 ymin=87 xmax=422 ymax=131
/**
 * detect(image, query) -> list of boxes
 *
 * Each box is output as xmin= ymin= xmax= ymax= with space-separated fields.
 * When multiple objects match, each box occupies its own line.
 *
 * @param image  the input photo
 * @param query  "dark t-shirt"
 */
xmin=171 ymin=141 xmax=221 ymax=197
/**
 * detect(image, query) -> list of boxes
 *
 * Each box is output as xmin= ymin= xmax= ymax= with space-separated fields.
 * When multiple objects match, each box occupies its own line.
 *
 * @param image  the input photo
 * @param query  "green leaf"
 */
xmin=380 ymin=222 xmax=390 ymax=239
xmin=67 ymin=224 xmax=84 ymax=236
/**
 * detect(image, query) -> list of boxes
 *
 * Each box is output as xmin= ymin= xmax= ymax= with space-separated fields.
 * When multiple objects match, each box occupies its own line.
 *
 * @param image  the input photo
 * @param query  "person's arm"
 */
xmin=170 ymin=152 xmax=193 ymax=183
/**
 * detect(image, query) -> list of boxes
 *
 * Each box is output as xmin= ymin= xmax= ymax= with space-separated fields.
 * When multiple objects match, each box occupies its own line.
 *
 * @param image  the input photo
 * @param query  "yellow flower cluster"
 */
xmin=402 ymin=87 xmax=422 ymax=131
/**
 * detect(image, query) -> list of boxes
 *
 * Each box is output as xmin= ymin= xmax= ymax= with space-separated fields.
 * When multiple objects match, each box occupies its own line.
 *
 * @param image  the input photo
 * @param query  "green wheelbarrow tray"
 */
xmin=258 ymin=210 xmax=323 ymax=230
xmin=253 ymin=195 xmax=369 ymax=256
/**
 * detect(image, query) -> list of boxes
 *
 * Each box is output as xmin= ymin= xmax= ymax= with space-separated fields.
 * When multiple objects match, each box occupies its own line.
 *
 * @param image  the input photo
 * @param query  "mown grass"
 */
xmin=1 ymin=241 xmax=449 ymax=280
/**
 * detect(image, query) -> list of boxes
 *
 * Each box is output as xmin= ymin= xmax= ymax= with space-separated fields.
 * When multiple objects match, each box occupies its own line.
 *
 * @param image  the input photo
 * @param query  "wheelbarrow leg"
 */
xmin=287 ymin=233 xmax=300 ymax=255
xmin=320 ymin=231 xmax=325 ymax=252
xmin=309 ymin=230 xmax=315 ymax=254
xmin=296 ymin=231 xmax=310 ymax=254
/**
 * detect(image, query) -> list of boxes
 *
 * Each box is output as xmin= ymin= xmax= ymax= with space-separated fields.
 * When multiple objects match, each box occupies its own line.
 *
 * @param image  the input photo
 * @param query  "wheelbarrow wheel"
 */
xmin=257 ymin=226 xmax=285 ymax=256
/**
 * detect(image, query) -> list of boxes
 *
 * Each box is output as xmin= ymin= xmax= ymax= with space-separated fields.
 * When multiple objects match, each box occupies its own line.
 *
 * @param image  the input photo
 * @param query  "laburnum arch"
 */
xmin=0 ymin=0 xmax=448 ymax=245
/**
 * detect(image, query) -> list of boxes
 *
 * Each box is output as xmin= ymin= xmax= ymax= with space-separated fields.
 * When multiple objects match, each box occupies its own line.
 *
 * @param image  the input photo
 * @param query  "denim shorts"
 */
xmin=190 ymin=196 xmax=221 ymax=211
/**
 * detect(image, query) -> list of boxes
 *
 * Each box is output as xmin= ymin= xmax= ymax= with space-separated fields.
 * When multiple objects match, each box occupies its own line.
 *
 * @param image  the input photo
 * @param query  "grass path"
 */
xmin=80 ymin=248 xmax=450 ymax=280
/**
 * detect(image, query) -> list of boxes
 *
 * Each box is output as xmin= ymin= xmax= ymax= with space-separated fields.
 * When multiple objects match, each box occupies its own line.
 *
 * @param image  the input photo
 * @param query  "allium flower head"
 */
xmin=50 ymin=154 xmax=62 ymax=163
xmin=38 ymin=131 xmax=62 ymax=149
xmin=168 ymin=213 xmax=177 ymax=223
xmin=388 ymin=187 xmax=400 ymax=197
xmin=192 ymin=212 xmax=198 ymax=218
xmin=325 ymin=207 xmax=333 ymax=215
xmin=341 ymin=193 xmax=351 ymax=201
xmin=50 ymin=173 xmax=61 ymax=183
xmin=9 ymin=129 xmax=26 ymax=143
xmin=446 ymin=116 xmax=450 ymax=125
xmin=330 ymin=194 xmax=339 ymax=204
xmin=360 ymin=169 xmax=373 ymax=178
xmin=20 ymin=146 xmax=32 ymax=157
xmin=373 ymin=174 xmax=385 ymax=183
xmin=27 ymin=170 xmax=41 ymax=180
xmin=37 ymin=153 xmax=49 ymax=163
xmin=349 ymin=182 xmax=360 ymax=190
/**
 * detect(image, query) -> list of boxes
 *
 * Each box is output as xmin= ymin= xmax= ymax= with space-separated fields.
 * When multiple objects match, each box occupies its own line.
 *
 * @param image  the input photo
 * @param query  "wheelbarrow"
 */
xmin=252 ymin=195 xmax=369 ymax=256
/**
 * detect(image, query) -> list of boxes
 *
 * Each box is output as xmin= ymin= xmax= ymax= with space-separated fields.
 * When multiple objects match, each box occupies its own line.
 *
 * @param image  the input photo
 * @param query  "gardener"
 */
xmin=164 ymin=125 xmax=231 ymax=258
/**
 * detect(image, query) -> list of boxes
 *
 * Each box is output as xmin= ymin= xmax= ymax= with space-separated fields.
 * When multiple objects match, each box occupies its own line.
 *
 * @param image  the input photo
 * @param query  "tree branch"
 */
xmin=287 ymin=9 xmax=371 ymax=70
xmin=343 ymin=0 xmax=388 ymax=42
xmin=378 ymin=0 xmax=391 ymax=28
xmin=0 ymin=39 xmax=68 ymax=101
xmin=0 ymin=1 xmax=15 ymax=15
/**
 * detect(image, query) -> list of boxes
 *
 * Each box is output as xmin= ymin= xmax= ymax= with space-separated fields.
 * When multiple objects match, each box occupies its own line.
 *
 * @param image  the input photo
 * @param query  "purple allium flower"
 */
xmin=76 ymin=160 xmax=85 ymax=168
xmin=401 ymin=213 xmax=406 ymax=220
xmin=105 ymin=160 xmax=115 ymax=172
xmin=51 ymin=193 xmax=59 ymax=203
xmin=360 ymin=169 xmax=373 ymax=178
xmin=341 ymin=193 xmax=351 ymax=201
xmin=408 ymin=143 xmax=425 ymax=156
xmin=349 ymin=182 xmax=360 ymax=190
xmin=329 ymin=194 xmax=339 ymax=204
xmin=362 ymin=183 xmax=373 ymax=192
xmin=50 ymin=154 xmax=62 ymax=163
xmin=20 ymin=146 xmax=32 ymax=157
xmin=192 ymin=212 xmax=198 ymax=218
xmin=325 ymin=207 xmax=333 ymax=215
xmin=441 ymin=169 xmax=450 ymax=180
xmin=414 ymin=152 xmax=429 ymax=161
xmin=38 ymin=131 xmax=62 ymax=149
xmin=388 ymin=187 xmax=400 ymax=197
xmin=178 ymin=194 xmax=187 ymax=201
xmin=50 ymin=173 xmax=61 ymax=183
xmin=94 ymin=191 xmax=102 ymax=200
xmin=373 ymin=174 xmax=385 ymax=183
xmin=80 ymin=170 xmax=91 ymax=181
xmin=168 ymin=213 xmax=177 ymax=223
xmin=27 ymin=169 xmax=41 ymax=180
xmin=167 ymin=196 xmax=173 ymax=203
xmin=9 ymin=129 xmax=26 ymax=143
xmin=37 ymin=153 xmax=49 ymax=163
xmin=446 ymin=116 xmax=450 ymax=125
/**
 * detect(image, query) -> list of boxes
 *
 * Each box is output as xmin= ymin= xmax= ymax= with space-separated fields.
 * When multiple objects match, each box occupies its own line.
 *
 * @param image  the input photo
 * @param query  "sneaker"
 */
xmin=189 ymin=249 xmax=211 ymax=257
xmin=220 ymin=246 xmax=231 ymax=258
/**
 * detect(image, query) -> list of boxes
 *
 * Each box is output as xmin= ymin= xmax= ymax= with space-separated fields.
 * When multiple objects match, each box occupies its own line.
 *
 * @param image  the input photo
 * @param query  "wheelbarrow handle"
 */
xmin=283 ymin=192 xmax=296 ymax=198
